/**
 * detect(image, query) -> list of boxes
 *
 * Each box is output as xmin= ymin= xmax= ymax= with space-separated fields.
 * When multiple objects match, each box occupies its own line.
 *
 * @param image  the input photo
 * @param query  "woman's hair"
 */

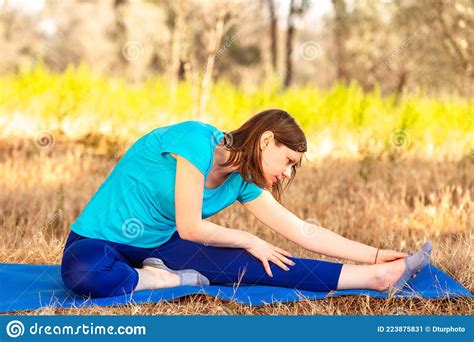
xmin=219 ymin=109 xmax=307 ymax=202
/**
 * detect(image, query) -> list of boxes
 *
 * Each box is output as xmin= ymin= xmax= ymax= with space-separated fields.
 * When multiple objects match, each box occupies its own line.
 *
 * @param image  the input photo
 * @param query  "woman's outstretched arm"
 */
xmin=242 ymin=190 xmax=406 ymax=264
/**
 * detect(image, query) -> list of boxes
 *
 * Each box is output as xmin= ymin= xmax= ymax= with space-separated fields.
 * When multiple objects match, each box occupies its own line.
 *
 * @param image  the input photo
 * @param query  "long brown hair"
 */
xmin=219 ymin=109 xmax=307 ymax=202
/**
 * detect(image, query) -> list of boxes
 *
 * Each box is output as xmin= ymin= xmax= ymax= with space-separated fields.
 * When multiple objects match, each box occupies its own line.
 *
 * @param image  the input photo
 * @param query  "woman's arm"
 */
xmin=174 ymin=155 xmax=294 ymax=276
xmin=181 ymin=217 xmax=257 ymax=248
xmin=241 ymin=190 xmax=382 ymax=264
xmin=174 ymin=154 xmax=255 ymax=248
xmin=299 ymin=224 xmax=380 ymax=264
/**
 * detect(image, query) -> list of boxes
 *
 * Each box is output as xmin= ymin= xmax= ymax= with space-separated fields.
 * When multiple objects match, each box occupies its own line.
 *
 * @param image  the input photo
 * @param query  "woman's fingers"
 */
xmin=273 ymin=252 xmax=295 ymax=267
xmin=269 ymin=255 xmax=290 ymax=272
xmin=261 ymin=254 xmax=293 ymax=276
xmin=255 ymin=243 xmax=296 ymax=277
xmin=261 ymin=258 xmax=273 ymax=277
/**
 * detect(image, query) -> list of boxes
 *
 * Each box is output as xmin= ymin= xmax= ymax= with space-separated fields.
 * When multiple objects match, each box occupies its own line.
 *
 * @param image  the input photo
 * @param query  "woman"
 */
xmin=61 ymin=109 xmax=431 ymax=298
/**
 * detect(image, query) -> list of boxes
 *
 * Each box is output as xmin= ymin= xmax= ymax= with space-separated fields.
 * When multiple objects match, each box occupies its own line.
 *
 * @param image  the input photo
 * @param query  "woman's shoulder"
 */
xmin=151 ymin=120 xmax=217 ymax=136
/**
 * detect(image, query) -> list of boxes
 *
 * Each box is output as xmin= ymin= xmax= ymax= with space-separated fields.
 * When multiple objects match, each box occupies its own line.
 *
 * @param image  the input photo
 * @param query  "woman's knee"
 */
xmin=62 ymin=269 xmax=103 ymax=297
xmin=60 ymin=239 xmax=124 ymax=297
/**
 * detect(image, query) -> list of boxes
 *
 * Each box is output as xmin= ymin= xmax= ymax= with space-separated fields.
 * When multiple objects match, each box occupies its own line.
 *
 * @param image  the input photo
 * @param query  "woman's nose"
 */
xmin=283 ymin=166 xmax=292 ymax=178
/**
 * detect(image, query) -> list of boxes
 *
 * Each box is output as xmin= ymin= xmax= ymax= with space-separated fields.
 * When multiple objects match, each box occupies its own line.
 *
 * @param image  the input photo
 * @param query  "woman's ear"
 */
xmin=260 ymin=131 xmax=274 ymax=150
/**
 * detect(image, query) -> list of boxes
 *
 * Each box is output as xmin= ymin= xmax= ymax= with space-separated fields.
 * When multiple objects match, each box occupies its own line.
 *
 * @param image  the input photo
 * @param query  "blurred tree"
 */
xmin=284 ymin=0 xmax=311 ymax=89
xmin=196 ymin=1 xmax=242 ymax=118
xmin=432 ymin=0 xmax=473 ymax=79
xmin=111 ymin=0 xmax=128 ymax=73
xmin=0 ymin=0 xmax=471 ymax=96
xmin=213 ymin=2 xmax=265 ymax=88
xmin=0 ymin=1 xmax=43 ymax=72
xmin=390 ymin=0 xmax=473 ymax=95
xmin=332 ymin=0 xmax=350 ymax=84
xmin=160 ymin=0 xmax=192 ymax=94
xmin=266 ymin=0 xmax=278 ymax=73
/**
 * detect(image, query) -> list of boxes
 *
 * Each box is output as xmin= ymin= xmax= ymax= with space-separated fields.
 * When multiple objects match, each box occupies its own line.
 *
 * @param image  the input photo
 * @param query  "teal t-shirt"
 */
xmin=71 ymin=120 xmax=264 ymax=248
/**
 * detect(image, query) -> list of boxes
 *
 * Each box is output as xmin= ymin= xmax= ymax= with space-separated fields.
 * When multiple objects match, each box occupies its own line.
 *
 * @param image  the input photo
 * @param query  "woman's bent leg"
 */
xmin=152 ymin=234 xmax=343 ymax=292
xmin=61 ymin=238 xmax=139 ymax=297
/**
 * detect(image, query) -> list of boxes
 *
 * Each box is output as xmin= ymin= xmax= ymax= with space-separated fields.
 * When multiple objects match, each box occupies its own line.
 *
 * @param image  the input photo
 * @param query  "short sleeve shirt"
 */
xmin=71 ymin=120 xmax=264 ymax=248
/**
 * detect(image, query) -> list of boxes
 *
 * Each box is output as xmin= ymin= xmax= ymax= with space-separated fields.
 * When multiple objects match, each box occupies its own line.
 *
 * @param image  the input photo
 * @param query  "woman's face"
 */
xmin=259 ymin=131 xmax=304 ymax=188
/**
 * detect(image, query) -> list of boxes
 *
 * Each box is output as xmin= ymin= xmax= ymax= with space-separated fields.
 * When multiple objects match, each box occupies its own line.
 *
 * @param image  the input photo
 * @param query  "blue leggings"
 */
xmin=61 ymin=230 xmax=343 ymax=298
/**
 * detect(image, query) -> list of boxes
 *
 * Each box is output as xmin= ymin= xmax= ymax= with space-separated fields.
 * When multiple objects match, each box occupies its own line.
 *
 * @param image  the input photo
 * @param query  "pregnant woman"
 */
xmin=61 ymin=109 xmax=431 ymax=298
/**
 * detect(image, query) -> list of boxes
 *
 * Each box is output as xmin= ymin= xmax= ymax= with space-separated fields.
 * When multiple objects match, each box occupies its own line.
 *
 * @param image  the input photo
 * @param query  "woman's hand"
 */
xmin=245 ymin=236 xmax=295 ymax=277
xmin=375 ymin=249 xmax=409 ymax=264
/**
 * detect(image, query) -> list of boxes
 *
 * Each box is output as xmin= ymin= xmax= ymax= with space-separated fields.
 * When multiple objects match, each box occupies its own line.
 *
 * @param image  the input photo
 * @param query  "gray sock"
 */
xmin=142 ymin=257 xmax=210 ymax=286
xmin=421 ymin=241 xmax=432 ymax=255
xmin=408 ymin=241 xmax=432 ymax=257
xmin=386 ymin=248 xmax=431 ymax=294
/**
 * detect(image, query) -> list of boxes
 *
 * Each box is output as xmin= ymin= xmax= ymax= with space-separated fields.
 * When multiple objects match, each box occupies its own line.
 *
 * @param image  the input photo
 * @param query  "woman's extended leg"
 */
xmin=61 ymin=230 xmax=418 ymax=296
xmin=149 ymin=231 xmax=421 ymax=292
xmin=149 ymin=232 xmax=344 ymax=292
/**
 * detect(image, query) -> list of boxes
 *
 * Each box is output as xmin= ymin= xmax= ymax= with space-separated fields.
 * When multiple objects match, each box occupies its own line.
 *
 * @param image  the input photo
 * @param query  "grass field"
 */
xmin=0 ymin=65 xmax=472 ymax=315
xmin=0 ymin=136 xmax=472 ymax=315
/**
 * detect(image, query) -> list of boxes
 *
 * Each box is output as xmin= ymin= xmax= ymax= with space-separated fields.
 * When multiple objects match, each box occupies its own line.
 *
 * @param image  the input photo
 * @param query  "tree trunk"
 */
xmin=267 ymin=0 xmax=278 ymax=73
xmin=112 ymin=0 xmax=128 ymax=73
xmin=283 ymin=0 xmax=296 ymax=89
xmin=196 ymin=10 xmax=226 ymax=119
xmin=332 ymin=0 xmax=349 ymax=84
xmin=168 ymin=8 xmax=184 ymax=95
xmin=168 ymin=1 xmax=189 ymax=94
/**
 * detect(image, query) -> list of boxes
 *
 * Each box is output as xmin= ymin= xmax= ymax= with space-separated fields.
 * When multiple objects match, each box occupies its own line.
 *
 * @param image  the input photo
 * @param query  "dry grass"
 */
xmin=0 ymin=137 xmax=472 ymax=315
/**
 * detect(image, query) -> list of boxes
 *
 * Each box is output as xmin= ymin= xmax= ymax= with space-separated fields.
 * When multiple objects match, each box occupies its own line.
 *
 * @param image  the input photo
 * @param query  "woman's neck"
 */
xmin=213 ymin=143 xmax=240 ymax=177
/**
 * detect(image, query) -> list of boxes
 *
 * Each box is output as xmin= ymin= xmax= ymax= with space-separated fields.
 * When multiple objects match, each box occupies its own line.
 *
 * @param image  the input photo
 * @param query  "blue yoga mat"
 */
xmin=0 ymin=263 xmax=472 ymax=313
